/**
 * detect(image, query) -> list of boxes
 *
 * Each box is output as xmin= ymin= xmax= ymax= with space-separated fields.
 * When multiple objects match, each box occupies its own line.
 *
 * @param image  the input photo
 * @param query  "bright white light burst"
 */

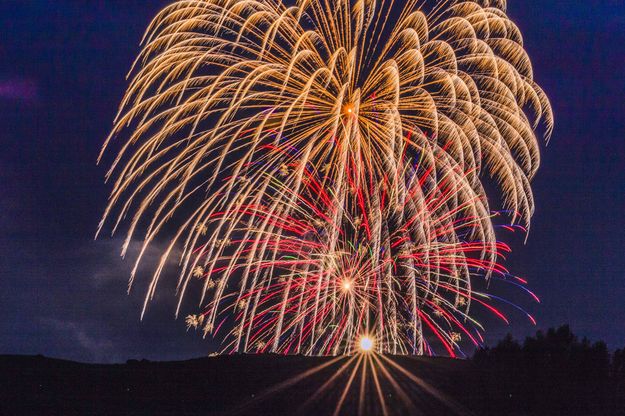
xmin=360 ymin=336 xmax=374 ymax=353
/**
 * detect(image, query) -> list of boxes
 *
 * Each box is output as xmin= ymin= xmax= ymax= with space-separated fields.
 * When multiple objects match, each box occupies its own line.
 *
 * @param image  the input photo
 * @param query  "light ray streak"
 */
xmin=229 ymin=354 xmax=346 ymax=415
xmin=368 ymin=353 xmax=389 ymax=416
xmin=333 ymin=353 xmax=365 ymax=416
xmin=380 ymin=354 xmax=470 ymax=415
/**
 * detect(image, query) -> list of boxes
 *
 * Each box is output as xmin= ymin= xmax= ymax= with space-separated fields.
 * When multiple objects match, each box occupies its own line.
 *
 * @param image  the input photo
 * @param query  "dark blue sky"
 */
xmin=1 ymin=1 xmax=624 ymax=363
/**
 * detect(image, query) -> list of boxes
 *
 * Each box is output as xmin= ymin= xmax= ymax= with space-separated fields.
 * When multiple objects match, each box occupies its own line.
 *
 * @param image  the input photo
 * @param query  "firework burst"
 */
xmin=100 ymin=0 xmax=552 ymax=356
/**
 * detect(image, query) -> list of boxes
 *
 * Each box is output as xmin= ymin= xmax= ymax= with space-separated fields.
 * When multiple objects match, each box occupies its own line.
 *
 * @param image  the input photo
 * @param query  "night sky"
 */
xmin=1 ymin=1 xmax=624 ymax=363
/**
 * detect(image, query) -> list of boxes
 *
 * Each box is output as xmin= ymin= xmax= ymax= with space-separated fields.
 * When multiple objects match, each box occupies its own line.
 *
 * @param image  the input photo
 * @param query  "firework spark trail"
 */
xmin=100 ymin=0 xmax=552 ymax=356
xmin=177 ymin=163 xmax=526 ymax=356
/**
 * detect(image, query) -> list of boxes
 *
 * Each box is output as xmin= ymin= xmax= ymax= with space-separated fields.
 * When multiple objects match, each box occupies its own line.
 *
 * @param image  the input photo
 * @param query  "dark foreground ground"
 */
xmin=0 ymin=353 xmax=622 ymax=416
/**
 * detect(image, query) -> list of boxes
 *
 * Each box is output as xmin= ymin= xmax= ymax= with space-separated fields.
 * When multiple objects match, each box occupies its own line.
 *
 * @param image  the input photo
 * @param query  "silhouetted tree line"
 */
xmin=472 ymin=325 xmax=625 ymax=415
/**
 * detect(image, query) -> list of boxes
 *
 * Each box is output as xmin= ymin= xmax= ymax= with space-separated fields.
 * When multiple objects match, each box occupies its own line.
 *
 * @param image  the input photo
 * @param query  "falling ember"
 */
xmin=100 ymin=0 xmax=552 ymax=357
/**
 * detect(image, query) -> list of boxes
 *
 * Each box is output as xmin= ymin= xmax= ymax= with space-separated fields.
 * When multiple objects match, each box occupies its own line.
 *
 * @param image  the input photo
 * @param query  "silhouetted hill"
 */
xmin=1 ymin=354 xmax=475 ymax=415
xmin=1 ymin=327 xmax=623 ymax=415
